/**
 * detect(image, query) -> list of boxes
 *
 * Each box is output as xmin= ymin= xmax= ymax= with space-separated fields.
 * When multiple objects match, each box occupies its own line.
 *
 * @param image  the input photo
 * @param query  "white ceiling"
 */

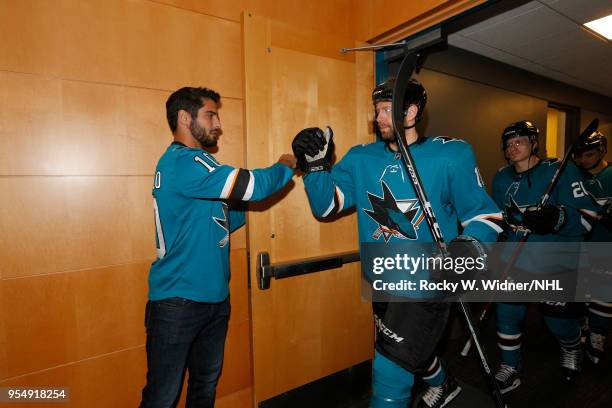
xmin=448 ymin=0 xmax=612 ymax=97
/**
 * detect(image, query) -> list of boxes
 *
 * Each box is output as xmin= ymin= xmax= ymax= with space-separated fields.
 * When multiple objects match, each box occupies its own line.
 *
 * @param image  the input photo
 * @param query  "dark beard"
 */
xmin=190 ymin=121 xmax=217 ymax=147
xmin=380 ymin=130 xmax=395 ymax=141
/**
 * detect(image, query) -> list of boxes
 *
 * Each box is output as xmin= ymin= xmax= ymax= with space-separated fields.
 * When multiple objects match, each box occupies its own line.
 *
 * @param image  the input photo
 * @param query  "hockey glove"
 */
xmin=522 ymin=204 xmax=566 ymax=234
xmin=600 ymin=201 xmax=612 ymax=230
xmin=430 ymin=236 xmax=487 ymax=294
xmin=291 ymin=126 xmax=334 ymax=173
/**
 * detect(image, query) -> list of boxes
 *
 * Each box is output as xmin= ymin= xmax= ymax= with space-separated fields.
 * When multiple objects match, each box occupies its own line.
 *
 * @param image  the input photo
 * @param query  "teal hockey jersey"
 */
xmin=492 ymin=159 xmax=598 ymax=274
xmin=149 ymin=142 xmax=293 ymax=302
xmin=303 ymin=137 xmax=503 ymax=247
xmin=492 ymin=159 xmax=597 ymax=242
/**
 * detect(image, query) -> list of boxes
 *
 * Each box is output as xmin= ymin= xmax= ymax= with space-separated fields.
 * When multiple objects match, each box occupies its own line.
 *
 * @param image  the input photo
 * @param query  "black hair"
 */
xmin=166 ymin=87 xmax=221 ymax=133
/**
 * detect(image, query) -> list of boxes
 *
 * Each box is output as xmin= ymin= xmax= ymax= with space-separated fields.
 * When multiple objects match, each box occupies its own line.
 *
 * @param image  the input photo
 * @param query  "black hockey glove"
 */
xmin=430 ymin=236 xmax=487 ymax=293
xmin=291 ymin=126 xmax=334 ymax=174
xmin=522 ymin=204 xmax=566 ymax=234
xmin=600 ymin=201 xmax=612 ymax=230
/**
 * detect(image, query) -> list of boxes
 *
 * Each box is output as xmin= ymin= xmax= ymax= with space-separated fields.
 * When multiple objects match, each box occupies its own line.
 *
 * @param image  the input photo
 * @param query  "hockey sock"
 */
xmin=544 ymin=316 xmax=581 ymax=347
xmin=496 ymin=303 xmax=526 ymax=368
xmin=588 ymin=301 xmax=612 ymax=334
xmin=422 ymin=356 xmax=445 ymax=387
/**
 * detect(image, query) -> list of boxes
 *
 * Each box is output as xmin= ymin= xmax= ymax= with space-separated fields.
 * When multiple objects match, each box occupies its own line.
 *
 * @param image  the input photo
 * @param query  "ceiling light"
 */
xmin=584 ymin=14 xmax=612 ymax=40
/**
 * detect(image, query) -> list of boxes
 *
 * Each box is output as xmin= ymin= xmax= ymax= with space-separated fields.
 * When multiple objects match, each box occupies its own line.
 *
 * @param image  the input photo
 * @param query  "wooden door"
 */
xmin=242 ymin=12 xmax=375 ymax=405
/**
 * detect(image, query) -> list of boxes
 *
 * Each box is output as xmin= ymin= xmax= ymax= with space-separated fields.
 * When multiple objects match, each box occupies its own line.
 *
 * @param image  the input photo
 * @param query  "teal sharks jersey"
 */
xmin=303 ymin=137 xmax=504 ymax=248
xmin=492 ymin=159 xmax=598 ymax=243
xmin=149 ymin=142 xmax=293 ymax=302
xmin=580 ymin=164 xmax=612 ymax=242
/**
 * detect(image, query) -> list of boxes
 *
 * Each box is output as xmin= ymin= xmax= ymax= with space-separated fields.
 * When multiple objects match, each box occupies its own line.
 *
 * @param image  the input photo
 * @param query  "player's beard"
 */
xmin=190 ymin=120 xmax=219 ymax=148
xmin=379 ymin=125 xmax=395 ymax=142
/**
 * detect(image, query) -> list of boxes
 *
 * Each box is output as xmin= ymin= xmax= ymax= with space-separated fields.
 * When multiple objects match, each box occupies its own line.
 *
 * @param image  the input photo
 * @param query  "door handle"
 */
xmin=257 ymin=250 xmax=360 ymax=289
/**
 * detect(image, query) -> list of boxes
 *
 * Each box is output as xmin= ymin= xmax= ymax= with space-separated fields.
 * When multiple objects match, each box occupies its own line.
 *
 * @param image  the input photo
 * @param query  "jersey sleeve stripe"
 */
xmin=220 ymin=169 xmax=239 ymax=199
xmin=461 ymin=213 xmax=505 ymax=233
xmin=321 ymin=186 xmax=345 ymax=218
xmin=322 ymin=197 xmax=336 ymax=217
xmin=579 ymin=208 xmax=598 ymax=232
xmin=580 ymin=217 xmax=593 ymax=232
xmin=228 ymin=169 xmax=252 ymax=200
xmin=242 ymin=171 xmax=255 ymax=200
xmin=336 ymin=186 xmax=345 ymax=212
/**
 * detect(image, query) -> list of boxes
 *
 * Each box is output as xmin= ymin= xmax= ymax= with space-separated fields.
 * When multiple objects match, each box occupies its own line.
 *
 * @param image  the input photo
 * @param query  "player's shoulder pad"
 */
xmin=342 ymin=141 xmax=382 ymax=158
xmin=541 ymin=158 xmax=561 ymax=166
xmin=428 ymin=136 xmax=473 ymax=162
xmin=430 ymin=136 xmax=468 ymax=145
xmin=350 ymin=141 xmax=379 ymax=152
xmin=429 ymin=136 xmax=470 ymax=152
xmin=496 ymin=164 xmax=512 ymax=174
xmin=600 ymin=165 xmax=612 ymax=180
xmin=168 ymin=143 xmax=195 ymax=156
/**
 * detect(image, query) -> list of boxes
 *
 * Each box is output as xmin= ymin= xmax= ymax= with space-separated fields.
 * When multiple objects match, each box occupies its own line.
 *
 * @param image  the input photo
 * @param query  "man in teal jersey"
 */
xmin=292 ymin=78 xmax=504 ymax=408
xmin=573 ymin=131 xmax=612 ymax=364
xmin=492 ymin=121 xmax=598 ymax=393
xmin=140 ymin=87 xmax=295 ymax=408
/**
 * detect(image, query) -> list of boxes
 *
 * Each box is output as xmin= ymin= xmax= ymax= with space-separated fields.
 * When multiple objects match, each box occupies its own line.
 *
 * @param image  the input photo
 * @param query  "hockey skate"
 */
xmin=494 ymin=364 xmax=521 ymax=394
xmin=585 ymin=331 xmax=606 ymax=364
xmin=417 ymin=375 xmax=462 ymax=408
xmin=560 ymin=345 xmax=582 ymax=380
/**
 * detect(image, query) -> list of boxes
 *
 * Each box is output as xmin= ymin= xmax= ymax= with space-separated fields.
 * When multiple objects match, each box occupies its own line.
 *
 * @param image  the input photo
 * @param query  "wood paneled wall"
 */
xmin=0 ymin=1 xmax=248 ymax=406
xmin=243 ymin=13 xmax=375 ymax=403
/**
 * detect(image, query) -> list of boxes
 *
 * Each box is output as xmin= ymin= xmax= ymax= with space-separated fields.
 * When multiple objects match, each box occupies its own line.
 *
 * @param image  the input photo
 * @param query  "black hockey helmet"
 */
xmin=501 ymin=121 xmax=539 ymax=151
xmin=574 ymin=131 xmax=607 ymax=156
xmin=372 ymin=77 xmax=427 ymax=122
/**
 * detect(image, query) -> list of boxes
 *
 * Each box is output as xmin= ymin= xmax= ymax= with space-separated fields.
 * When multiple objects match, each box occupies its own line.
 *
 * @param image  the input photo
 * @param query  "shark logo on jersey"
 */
xmin=505 ymin=181 xmax=520 ymax=202
xmin=503 ymin=183 xmax=530 ymax=228
xmin=364 ymin=181 xmax=422 ymax=242
xmin=213 ymin=204 xmax=230 ymax=247
xmin=504 ymin=196 xmax=527 ymax=227
xmin=379 ymin=163 xmax=405 ymax=183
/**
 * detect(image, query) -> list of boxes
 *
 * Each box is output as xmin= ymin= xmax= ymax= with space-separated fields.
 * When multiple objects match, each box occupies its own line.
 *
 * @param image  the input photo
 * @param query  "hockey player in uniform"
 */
xmin=491 ymin=121 xmax=598 ymax=394
xmin=573 ymin=130 xmax=612 ymax=364
xmin=292 ymin=78 xmax=504 ymax=408
xmin=140 ymin=87 xmax=296 ymax=408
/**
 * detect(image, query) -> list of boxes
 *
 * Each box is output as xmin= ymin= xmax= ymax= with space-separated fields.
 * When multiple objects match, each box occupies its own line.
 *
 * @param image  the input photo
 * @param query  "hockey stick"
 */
xmin=460 ymin=117 xmax=600 ymax=357
xmin=392 ymin=52 xmax=507 ymax=408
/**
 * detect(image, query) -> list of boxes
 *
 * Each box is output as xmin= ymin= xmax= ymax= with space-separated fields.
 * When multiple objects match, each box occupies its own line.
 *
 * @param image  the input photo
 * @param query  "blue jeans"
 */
xmin=140 ymin=297 xmax=230 ymax=408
